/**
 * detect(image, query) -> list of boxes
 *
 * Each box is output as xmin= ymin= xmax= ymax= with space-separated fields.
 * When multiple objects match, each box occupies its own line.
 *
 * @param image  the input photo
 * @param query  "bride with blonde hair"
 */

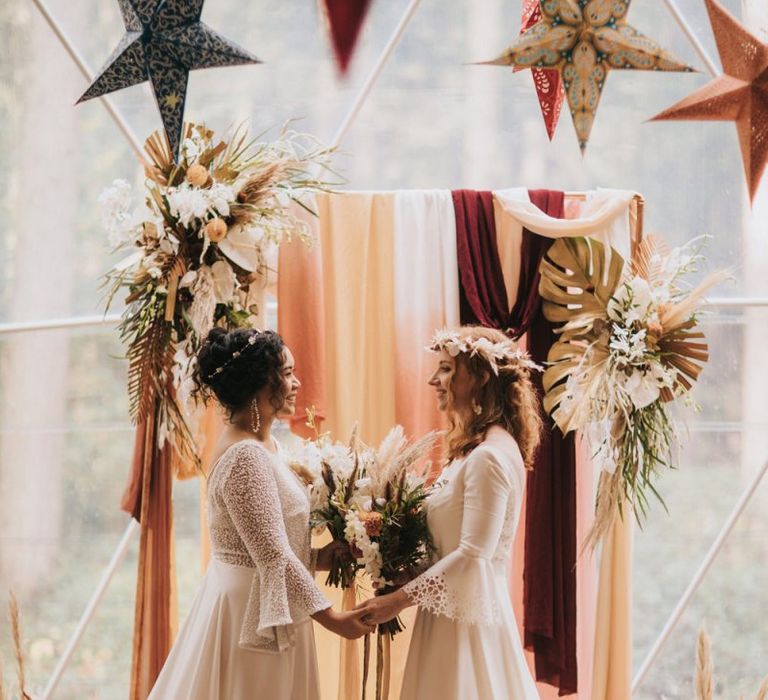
xmin=356 ymin=325 xmax=543 ymax=700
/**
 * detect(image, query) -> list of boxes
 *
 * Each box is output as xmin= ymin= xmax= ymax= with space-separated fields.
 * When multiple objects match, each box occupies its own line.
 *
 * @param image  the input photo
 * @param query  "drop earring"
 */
xmin=472 ymin=398 xmax=482 ymax=416
xmin=250 ymin=399 xmax=261 ymax=434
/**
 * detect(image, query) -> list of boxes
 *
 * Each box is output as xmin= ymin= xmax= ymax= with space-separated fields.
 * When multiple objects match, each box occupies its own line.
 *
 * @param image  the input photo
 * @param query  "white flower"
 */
xmin=206 ymin=182 xmax=236 ymax=217
xmin=179 ymin=270 xmax=198 ymax=288
xmin=344 ymin=511 xmax=386 ymax=585
xmin=99 ymin=179 xmax=132 ymax=220
xmin=167 ymin=185 xmax=209 ymax=227
xmin=610 ymin=326 xmax=648 ymax=364
xmin=99 ymin=179 xmax=142 ymax=246
xmin=624 ymin=371 xmax=661 ymax=409
xmin=629 ymin=277 xmax=652 ymax=316
xmin=182 ymin=134 xmax=206 ymax=162
xmin=217 ymin=224 xmax=266 ymax=272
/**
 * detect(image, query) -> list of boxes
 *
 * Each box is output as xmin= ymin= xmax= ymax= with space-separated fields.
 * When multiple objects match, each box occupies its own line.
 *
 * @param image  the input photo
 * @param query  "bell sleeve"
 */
xmin=402 ymin=447 xmax=516 ymax=626
xmin=221 ymin=443 xmax=331 ymax=650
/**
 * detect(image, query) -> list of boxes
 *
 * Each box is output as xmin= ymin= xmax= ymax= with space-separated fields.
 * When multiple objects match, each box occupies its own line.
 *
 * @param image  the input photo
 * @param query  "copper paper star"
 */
xmin=652 ymin=0 xmax=768 ymax=200
xmin=78 ymin=0 xmax=259 ymax=161
xmin=484 ymin=0 xmax=694 ymax=151
xmin=514 ymin=0 xmax=565 ymax=140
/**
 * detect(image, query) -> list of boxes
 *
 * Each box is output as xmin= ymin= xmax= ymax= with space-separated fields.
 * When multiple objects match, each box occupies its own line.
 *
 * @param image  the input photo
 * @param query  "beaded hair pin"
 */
xmin=205 ymin=332 xmax=259 ymax=380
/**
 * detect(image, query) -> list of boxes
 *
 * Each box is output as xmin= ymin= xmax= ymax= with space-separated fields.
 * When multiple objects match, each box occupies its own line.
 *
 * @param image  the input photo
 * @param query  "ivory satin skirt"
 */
xmin=148 ymin=559 xmax=321 ymax=700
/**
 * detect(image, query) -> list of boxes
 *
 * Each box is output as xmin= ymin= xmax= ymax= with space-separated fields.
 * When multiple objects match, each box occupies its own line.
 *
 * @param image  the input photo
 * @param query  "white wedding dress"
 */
xmin=400 ymin=426 xmax=539 ymax=700
xmin=148 ymin=439 xmax=331 ymax=700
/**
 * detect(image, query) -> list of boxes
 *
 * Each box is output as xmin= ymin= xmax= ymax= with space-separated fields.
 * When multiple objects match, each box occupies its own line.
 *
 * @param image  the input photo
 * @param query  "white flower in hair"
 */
xmin=428 ymin=329 xmax=542 ymax=375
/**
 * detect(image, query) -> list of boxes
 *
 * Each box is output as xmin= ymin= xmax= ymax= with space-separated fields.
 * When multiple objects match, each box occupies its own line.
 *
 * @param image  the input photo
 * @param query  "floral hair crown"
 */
xmin=205 ymin=331 xmax=260 ymax=380
xmin=428 ymin=329 xmax=542 ymax=376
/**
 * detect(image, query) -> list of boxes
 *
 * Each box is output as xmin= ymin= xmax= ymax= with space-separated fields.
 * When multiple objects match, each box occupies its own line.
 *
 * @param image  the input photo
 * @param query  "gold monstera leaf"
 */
xmin=538 ymin=236 xmax=625 ymax=432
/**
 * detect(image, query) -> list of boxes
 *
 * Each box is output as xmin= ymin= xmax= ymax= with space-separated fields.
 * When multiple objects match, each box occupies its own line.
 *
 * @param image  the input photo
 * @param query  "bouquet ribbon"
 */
xmin=361 ymin=630 xmax=391 ymax=700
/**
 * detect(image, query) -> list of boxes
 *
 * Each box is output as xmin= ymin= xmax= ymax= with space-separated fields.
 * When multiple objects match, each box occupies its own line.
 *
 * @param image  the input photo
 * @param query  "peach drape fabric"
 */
xmin=591 ymin=512 xmax=634 ymax=700
xmin=278 ymin=198 xmax=328 ymax=438
xmin=122 ymin=415 xmax=176 ymax=700
xmin=278 ymin=191 xmax=460 ymax=698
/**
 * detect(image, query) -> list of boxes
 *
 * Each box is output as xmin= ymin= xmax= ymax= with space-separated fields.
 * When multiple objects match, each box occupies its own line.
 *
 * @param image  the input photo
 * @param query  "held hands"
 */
xmin=354 ymin=588 xmax=411 ymax=626
xmin=312 ymin=607 xmax=376 ymax=639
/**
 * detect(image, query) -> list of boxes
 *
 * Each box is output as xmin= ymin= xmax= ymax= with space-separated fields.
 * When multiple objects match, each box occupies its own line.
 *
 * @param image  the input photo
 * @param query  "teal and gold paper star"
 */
xmin=78 ymin=0 xmax=259 ymax=161
xmin=484 ymin=0 xmax=694 ymax=151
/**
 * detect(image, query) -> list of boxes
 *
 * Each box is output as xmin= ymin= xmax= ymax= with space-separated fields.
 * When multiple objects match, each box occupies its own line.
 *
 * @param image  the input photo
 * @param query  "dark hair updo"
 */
xmin=195 ymin=327 xmax=288 ymax=417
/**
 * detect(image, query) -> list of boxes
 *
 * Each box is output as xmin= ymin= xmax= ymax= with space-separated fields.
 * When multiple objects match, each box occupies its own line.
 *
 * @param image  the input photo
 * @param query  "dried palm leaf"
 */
xmin=695 ymin=627 xmax=714 ymax=700
xmin=539 ymin=237 xmax=624 ymax=431
xmin=630 ymin=234 xmax=669 ymax=281
xmin=143 ymin=129 xmax=174 ymax=185
xmin=539 ymin=236 xmax=625 ymax=331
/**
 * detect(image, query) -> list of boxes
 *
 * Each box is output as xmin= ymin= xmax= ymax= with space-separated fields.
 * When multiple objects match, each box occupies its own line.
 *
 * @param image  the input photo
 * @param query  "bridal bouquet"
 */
xmin=100 ymin=123 xmax=333 ymax=461
xmin=289 ymin=413 xmax=374 ymax=588
xmin=289 ymin=414 xmax=437 ymax=636
xmin=344 ymin=426 xmax=438 ymax=638
xmin=539 ymin=235 xmax=728 ymax=546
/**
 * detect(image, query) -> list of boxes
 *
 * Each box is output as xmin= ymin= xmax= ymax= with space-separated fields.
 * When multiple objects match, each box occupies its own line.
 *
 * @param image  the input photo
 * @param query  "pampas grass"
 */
xmin=695 ymin=627 xmax=714 ymax=700
xmin=694 ymin=625 xmax=768 ymax=700
xmin=753 ymin=675 xmax=768 ymax=700
xmin=5 ymin=591 xmax=30 ymax=700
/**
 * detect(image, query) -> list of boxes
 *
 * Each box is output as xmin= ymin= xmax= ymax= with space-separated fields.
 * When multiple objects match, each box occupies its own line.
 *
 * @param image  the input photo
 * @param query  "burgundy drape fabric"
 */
xmin=510 ymin=189 xmax=578 ymax=696
xmin=452 ymin=190 xmax=510 ymax=328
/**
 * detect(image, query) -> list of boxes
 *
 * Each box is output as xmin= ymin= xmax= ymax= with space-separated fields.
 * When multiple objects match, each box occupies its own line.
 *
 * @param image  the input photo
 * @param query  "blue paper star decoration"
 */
xmin=78 ymin=0 xmax=260 ymax=161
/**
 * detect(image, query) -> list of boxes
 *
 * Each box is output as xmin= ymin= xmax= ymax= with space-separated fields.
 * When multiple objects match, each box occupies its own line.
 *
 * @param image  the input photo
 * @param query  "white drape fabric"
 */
xmin=393 ymin=190 xmax=460 ymax=439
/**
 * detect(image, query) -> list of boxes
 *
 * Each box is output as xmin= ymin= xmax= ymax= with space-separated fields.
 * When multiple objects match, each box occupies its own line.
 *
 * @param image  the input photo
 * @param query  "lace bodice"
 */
xmin=403 ymin=426 xmax=525 ymax=626
xmin=207 ymin=439 xmax=330 ymax=651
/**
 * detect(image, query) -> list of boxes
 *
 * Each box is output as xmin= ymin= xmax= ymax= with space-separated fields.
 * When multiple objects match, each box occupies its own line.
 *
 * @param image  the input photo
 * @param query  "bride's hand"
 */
xmin=312 ymin=607 xmax=375 ymax=639
xmin=315 ymin=540 xmax=354 ymax=571
xmin=355 ymin=589 xmax=410 ymax=625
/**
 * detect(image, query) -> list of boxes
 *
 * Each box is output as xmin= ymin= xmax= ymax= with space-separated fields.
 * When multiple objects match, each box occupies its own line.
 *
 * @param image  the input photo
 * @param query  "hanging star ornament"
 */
xmin=652 ymin=0 xmax=768 ymax=201
xmin=483 ymin=0 xmax=694 ymax=151
xmin=514 ymin=0 xmax=565 ymax=140
xmin=78 ymin=0 xmax=260 ymax=161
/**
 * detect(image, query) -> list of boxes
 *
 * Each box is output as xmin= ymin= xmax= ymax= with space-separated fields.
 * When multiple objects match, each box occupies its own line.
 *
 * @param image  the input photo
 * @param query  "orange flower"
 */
xmin=186 ymin=163 xmax=210 ymax=188
xmin=205 ymin=218 xmax=227 ymax=242
xmin=359 ymin=511 xmax=383 ymax=538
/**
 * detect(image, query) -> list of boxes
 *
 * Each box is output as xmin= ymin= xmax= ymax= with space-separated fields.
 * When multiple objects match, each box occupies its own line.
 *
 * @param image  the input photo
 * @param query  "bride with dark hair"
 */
xmin=148 ymin=327 xmax=373 ymax=700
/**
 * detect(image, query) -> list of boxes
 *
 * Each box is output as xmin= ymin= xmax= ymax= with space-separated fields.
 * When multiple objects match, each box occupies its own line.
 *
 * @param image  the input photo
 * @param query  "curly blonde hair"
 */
xmin=440 ymin=326 xmax=543 ymax=469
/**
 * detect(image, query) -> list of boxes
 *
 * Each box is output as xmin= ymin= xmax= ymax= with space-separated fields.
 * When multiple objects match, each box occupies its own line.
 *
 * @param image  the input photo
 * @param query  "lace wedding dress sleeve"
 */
xmin=220 ymin=443 xmax=330 ymax=648
xmin=402 ymin=446 xmax=518 ymax=626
